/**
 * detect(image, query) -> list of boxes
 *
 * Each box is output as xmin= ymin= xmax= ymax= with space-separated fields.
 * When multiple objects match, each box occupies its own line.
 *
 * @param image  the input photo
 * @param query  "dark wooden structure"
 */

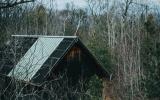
xmin=0 ymin=35 xmax=110 ymax=99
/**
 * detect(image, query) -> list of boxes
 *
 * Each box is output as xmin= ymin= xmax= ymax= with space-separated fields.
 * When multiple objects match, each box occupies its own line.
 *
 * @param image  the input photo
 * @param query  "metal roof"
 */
xmin=8 ymin=37 xmax=64 ymax=81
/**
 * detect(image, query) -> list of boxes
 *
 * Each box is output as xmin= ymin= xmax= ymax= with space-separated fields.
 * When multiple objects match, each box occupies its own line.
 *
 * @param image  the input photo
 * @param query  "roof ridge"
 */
xmin=12 ymin=35 xmax=78 ymax=38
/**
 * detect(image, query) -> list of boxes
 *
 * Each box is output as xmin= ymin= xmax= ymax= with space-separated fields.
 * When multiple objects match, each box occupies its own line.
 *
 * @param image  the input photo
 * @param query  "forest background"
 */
xmin=0 ymin=0 xmax=160 ymax=100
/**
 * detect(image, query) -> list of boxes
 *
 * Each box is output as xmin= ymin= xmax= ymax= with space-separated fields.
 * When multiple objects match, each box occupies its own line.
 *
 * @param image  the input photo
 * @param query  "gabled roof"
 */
xmin=0 ymin=35 xmax=110 ymax=85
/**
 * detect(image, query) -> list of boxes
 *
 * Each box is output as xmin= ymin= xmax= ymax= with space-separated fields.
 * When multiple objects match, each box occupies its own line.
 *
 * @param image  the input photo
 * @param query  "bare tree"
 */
xmin=0 ymin=0 xmax=35 ymax=9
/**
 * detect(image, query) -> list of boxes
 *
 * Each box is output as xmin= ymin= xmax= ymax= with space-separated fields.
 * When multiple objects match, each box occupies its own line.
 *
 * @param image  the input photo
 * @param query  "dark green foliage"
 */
xmin=141 ymin=14 xmax=160 ymax=98
xmin=87 ymin=75 xmax=103 ymax=100
xmin=141 ymin=38 xmax=160 ymax=98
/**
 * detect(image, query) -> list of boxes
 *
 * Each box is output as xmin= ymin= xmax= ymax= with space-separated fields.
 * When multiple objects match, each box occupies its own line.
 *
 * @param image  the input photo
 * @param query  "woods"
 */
xmin=0 ymin=0 xmax=160 ymax=100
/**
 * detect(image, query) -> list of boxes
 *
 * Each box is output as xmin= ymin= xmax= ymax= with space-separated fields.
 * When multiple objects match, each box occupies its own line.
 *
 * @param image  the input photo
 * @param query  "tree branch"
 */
xmin=123 ymin=0 xmax=133 ymax=19
xmin=0 ymin=0 xmax=35 ymax=9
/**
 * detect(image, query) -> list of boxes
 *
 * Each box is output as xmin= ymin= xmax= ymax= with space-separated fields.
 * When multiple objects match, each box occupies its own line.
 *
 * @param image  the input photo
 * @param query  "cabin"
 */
xmin=0 ymin=35 xmax=112 ymax=100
